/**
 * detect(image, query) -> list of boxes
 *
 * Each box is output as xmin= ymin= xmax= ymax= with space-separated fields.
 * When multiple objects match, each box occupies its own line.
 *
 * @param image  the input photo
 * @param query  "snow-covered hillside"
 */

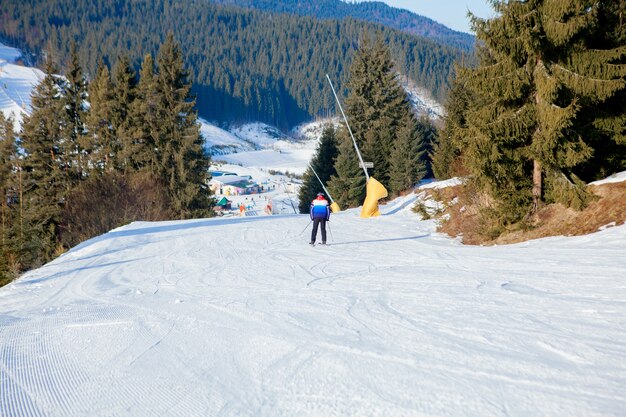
xmin=0 ymin=42 xmax=43 ymax=130
xmin=1 ymin=185 xmax=626 ymax=416
xmin=201 ymin=119 xmax=336 ymax=176
xmin=402 ymin=76 xmax=445 ymax=120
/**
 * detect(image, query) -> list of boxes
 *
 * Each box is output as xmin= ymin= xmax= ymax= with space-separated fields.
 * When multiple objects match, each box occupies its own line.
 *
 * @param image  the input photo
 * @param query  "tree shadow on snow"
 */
xmin=328 ymin=234 xmax=429 ymax=246
xmin=17 ymin=257 xmax=154 ymax=286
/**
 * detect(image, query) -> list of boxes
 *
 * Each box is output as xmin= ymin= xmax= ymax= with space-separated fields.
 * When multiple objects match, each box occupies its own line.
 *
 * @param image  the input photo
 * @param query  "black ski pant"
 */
xmin=310 ymin=218 xmax=327 ymax=243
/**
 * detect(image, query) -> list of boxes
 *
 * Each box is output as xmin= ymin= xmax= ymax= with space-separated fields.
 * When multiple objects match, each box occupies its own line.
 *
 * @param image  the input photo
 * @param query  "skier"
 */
xmin=309 ymin=192 xmax=330 ymax=245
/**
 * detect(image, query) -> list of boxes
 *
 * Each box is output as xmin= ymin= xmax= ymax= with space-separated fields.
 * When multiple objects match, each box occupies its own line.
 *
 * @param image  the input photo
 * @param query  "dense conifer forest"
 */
xmin=0 ymin=0 xmax=465 ymax=129
xmin=209 ymin=0 xmax=475 ymax=51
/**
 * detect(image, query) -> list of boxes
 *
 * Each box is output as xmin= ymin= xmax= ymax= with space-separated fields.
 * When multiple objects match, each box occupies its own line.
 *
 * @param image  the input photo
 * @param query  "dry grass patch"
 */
xmin=431 ymin=181 xmax=626 ymax=245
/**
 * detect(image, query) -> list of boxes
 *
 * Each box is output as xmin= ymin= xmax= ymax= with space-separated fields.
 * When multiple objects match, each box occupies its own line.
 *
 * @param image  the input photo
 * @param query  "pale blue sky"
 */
xmin=354 ymin=0 xmax=495 ymax=34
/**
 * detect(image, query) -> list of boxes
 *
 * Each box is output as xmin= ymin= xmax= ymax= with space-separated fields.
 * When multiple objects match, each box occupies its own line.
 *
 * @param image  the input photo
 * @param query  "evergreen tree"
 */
xmin=61 ymin=43 xmax=89 ymax=178
xmin=128 ymin=54 xmax=160 ymax=172
xmin=431 ymin=73 xmax=472 ymax=179
xmin=85 ymin=60 xmax=117 ymax=172
xmin=343 ymin=36 xmax=410 ymax=186
xmin=415 ymin=116 xmax=438 ymax=179
xmin=298 ymin=123 xmax=338 ymax=213
xmin=20 ymin=58 xmax=67 ymax=264
xmin=327 ymin=127 xmax=367 ymax=208
xmin=154 ymin=33 xmax=213 ymax=218
xmin=111 ymin=55 xmax=138 ymax=172
xmin=389 ymin=114 xmax=426 ymax=193
xmin=580 ymin=1 xmax=626 ymax=179
xmin=461 ymin=0 xmax=626 ymax=223
xmin=0 ymin=114 xmax=16 ymax=234
xmin=0 ymin=114 xmax=18 ymax=283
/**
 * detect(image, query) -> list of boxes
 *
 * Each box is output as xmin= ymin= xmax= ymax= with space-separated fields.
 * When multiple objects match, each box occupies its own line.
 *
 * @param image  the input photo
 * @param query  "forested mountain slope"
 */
xmin=0 ymin=0 xmax=465 ymax=128
xmin=209 ymin=0 xmax=475 ymax=51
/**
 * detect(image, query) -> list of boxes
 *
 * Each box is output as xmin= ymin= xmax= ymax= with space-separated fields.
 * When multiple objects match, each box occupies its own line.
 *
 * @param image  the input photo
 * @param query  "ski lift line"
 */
xmin=280 ymin=177 xmax=298 ymax=214
xmin=308 ymin=163 xmax=336 ymax=204
xmin=325 ymin=74 xmax=370 ymax=182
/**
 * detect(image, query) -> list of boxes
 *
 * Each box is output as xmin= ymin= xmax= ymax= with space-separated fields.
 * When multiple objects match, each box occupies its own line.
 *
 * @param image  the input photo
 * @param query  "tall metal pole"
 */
xmin=281 ymin=178 xmax=298 ymax=214
xmin=326 ymin=74 xmax=369 ymax=182
xmin=308 ymin=163 xmax=335 ymax=204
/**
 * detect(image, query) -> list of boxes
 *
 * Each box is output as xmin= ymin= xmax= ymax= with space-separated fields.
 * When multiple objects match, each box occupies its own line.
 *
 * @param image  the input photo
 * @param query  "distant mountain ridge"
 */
xmin=0 ymin=0 xmax=464 ymax=129
xmin=209 ymin=0 xmax=475 ymax=51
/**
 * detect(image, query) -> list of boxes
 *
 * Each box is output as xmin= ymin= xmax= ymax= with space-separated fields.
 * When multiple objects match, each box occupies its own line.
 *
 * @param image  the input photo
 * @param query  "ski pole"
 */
xmin=328 ymin=221 xmax=334 ymax=242
xmin=299 ymin=220 xmax=312 ymax=236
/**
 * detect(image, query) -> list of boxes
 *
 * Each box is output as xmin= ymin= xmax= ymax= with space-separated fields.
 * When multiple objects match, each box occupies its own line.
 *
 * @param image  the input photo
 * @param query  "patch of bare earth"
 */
xmin=434 ymin=181 xmax=626 ymax=245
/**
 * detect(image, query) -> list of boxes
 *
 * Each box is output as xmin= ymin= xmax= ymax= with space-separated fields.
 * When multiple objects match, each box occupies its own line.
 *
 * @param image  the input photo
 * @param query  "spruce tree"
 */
xmin=298 ymin=123 xmax=338 ymax=213
xmin=0 ymin=114 xmax=18 ymax=283
xmin=581 ymin=1 xmax=626 ymax=179
xmin=462 ymin=0 xmax=626 ymax=223
xmin=415 ymin=116 xmax=438 ymax=179
xmin=86 ymin=60 xmax=117 ymax=172
xmin=327 ymin=127 xmax=367 ymax=208
xmin=20 ymin=58 xmax=67 ymax=264
xmin=431 ymin=74 xmax=472 ymax=179
xmin=61 ymin=43 xmax=89 ymax=178
xmin=343 ymin=36 xmax=410 ymax=186
xmin=155 ymin=33 xmax=212 ymax=218
xmin=389 ymin=114 xmax=426 ymax=194
xmin=111 ymin=55 xmax=138 ymax=172
xmin=128 ymin=54 xmax=160 ymax=172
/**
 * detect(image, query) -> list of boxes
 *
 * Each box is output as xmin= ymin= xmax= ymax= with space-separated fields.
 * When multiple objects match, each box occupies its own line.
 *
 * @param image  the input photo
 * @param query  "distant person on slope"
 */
xmin=309 ymin=192 xmax=330 ymax=245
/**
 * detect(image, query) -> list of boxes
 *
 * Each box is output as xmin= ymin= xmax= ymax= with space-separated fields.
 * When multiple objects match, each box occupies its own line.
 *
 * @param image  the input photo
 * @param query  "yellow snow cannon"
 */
xmin=360 ymin=177 xmax=388 ymax=218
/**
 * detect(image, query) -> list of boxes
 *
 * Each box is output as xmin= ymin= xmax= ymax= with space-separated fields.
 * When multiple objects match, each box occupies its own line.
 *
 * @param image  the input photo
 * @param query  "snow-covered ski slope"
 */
xmin=1 ymin=191 xmax=626 ymax=417
xmin=0 ymin=43 xmax=43 ymax=130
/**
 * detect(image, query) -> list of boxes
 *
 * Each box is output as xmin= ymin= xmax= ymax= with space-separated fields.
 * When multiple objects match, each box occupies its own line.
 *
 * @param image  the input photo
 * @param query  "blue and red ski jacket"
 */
xmin=310 ymin=196 xmax=330 ymax=220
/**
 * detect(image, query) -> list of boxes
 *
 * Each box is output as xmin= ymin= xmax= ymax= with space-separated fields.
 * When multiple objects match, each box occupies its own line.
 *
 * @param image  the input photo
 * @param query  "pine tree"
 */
xmin=85 ymin=60 xmax=117 ymax=172
xmin=0 ymin=114 xmax=16 ymax=234
xmin=431 ymin=73 xmax=472 ymax=179
xmin=155 ymin=33 xmax=213 ymax=218
xmin=389 ymin=114 xmax=426 ymax=193
xmin=298 ymin=123 xmax=338 ymax=213
xmin=128 ymin=54 xmax=160 ymax=172
xmin=111 ymin=55 xmax=138 ymax=172
xmin=20 ymin=58 xmax=67 ymax=264
xmin=0 ymin=113 xmax=18 ymax=283
xmin=61 ymin=43 xmax=89 ymax=178
xmin=581 ymin=1 xmax=626 ymax=179
xmin=342 ymin=35 xmax=414 ymax=187
xmin=415 ymin=116 xmax=438 ymax=179
xmin=462 ymin=0 xmax=626 ymax=223
xmin=327 ymin=127 xmax=366 ymax=208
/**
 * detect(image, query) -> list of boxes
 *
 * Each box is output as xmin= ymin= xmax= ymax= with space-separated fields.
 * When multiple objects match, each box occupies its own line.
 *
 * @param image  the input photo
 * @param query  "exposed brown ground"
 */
xmin=433 ymin=181 xmax=626 ymax=245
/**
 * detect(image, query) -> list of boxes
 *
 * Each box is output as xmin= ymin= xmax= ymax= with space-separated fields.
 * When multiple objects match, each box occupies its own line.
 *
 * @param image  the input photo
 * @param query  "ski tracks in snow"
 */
xmin=1 ymin=214 xmax=626 ymax=416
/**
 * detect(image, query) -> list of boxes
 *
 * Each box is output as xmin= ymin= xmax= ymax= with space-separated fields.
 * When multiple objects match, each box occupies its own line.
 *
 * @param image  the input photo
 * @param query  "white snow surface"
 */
xmin=418 ymin=177 xmax=464 ymax=190
xmin=199 ymin=118 xmax=251 ymax=150
xmin=0 ymin=43 xmax=23 ymax=63
xmin=0 ymin=42 xmax=43 ymax=130
xmin=219 ymin=149 xmax=315 ymax=176
xmin=401 ymin=76 xmax=445 ymax=120
xmin=1 ymin=192 xmax=626 ymax=416
xmin=589 ymin=170 xmax=626 ymax=186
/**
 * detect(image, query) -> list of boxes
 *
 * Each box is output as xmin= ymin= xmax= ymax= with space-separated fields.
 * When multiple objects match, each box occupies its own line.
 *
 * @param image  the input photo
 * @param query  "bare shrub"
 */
xmin=60 ymin=171 xmax=172 ymax=248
